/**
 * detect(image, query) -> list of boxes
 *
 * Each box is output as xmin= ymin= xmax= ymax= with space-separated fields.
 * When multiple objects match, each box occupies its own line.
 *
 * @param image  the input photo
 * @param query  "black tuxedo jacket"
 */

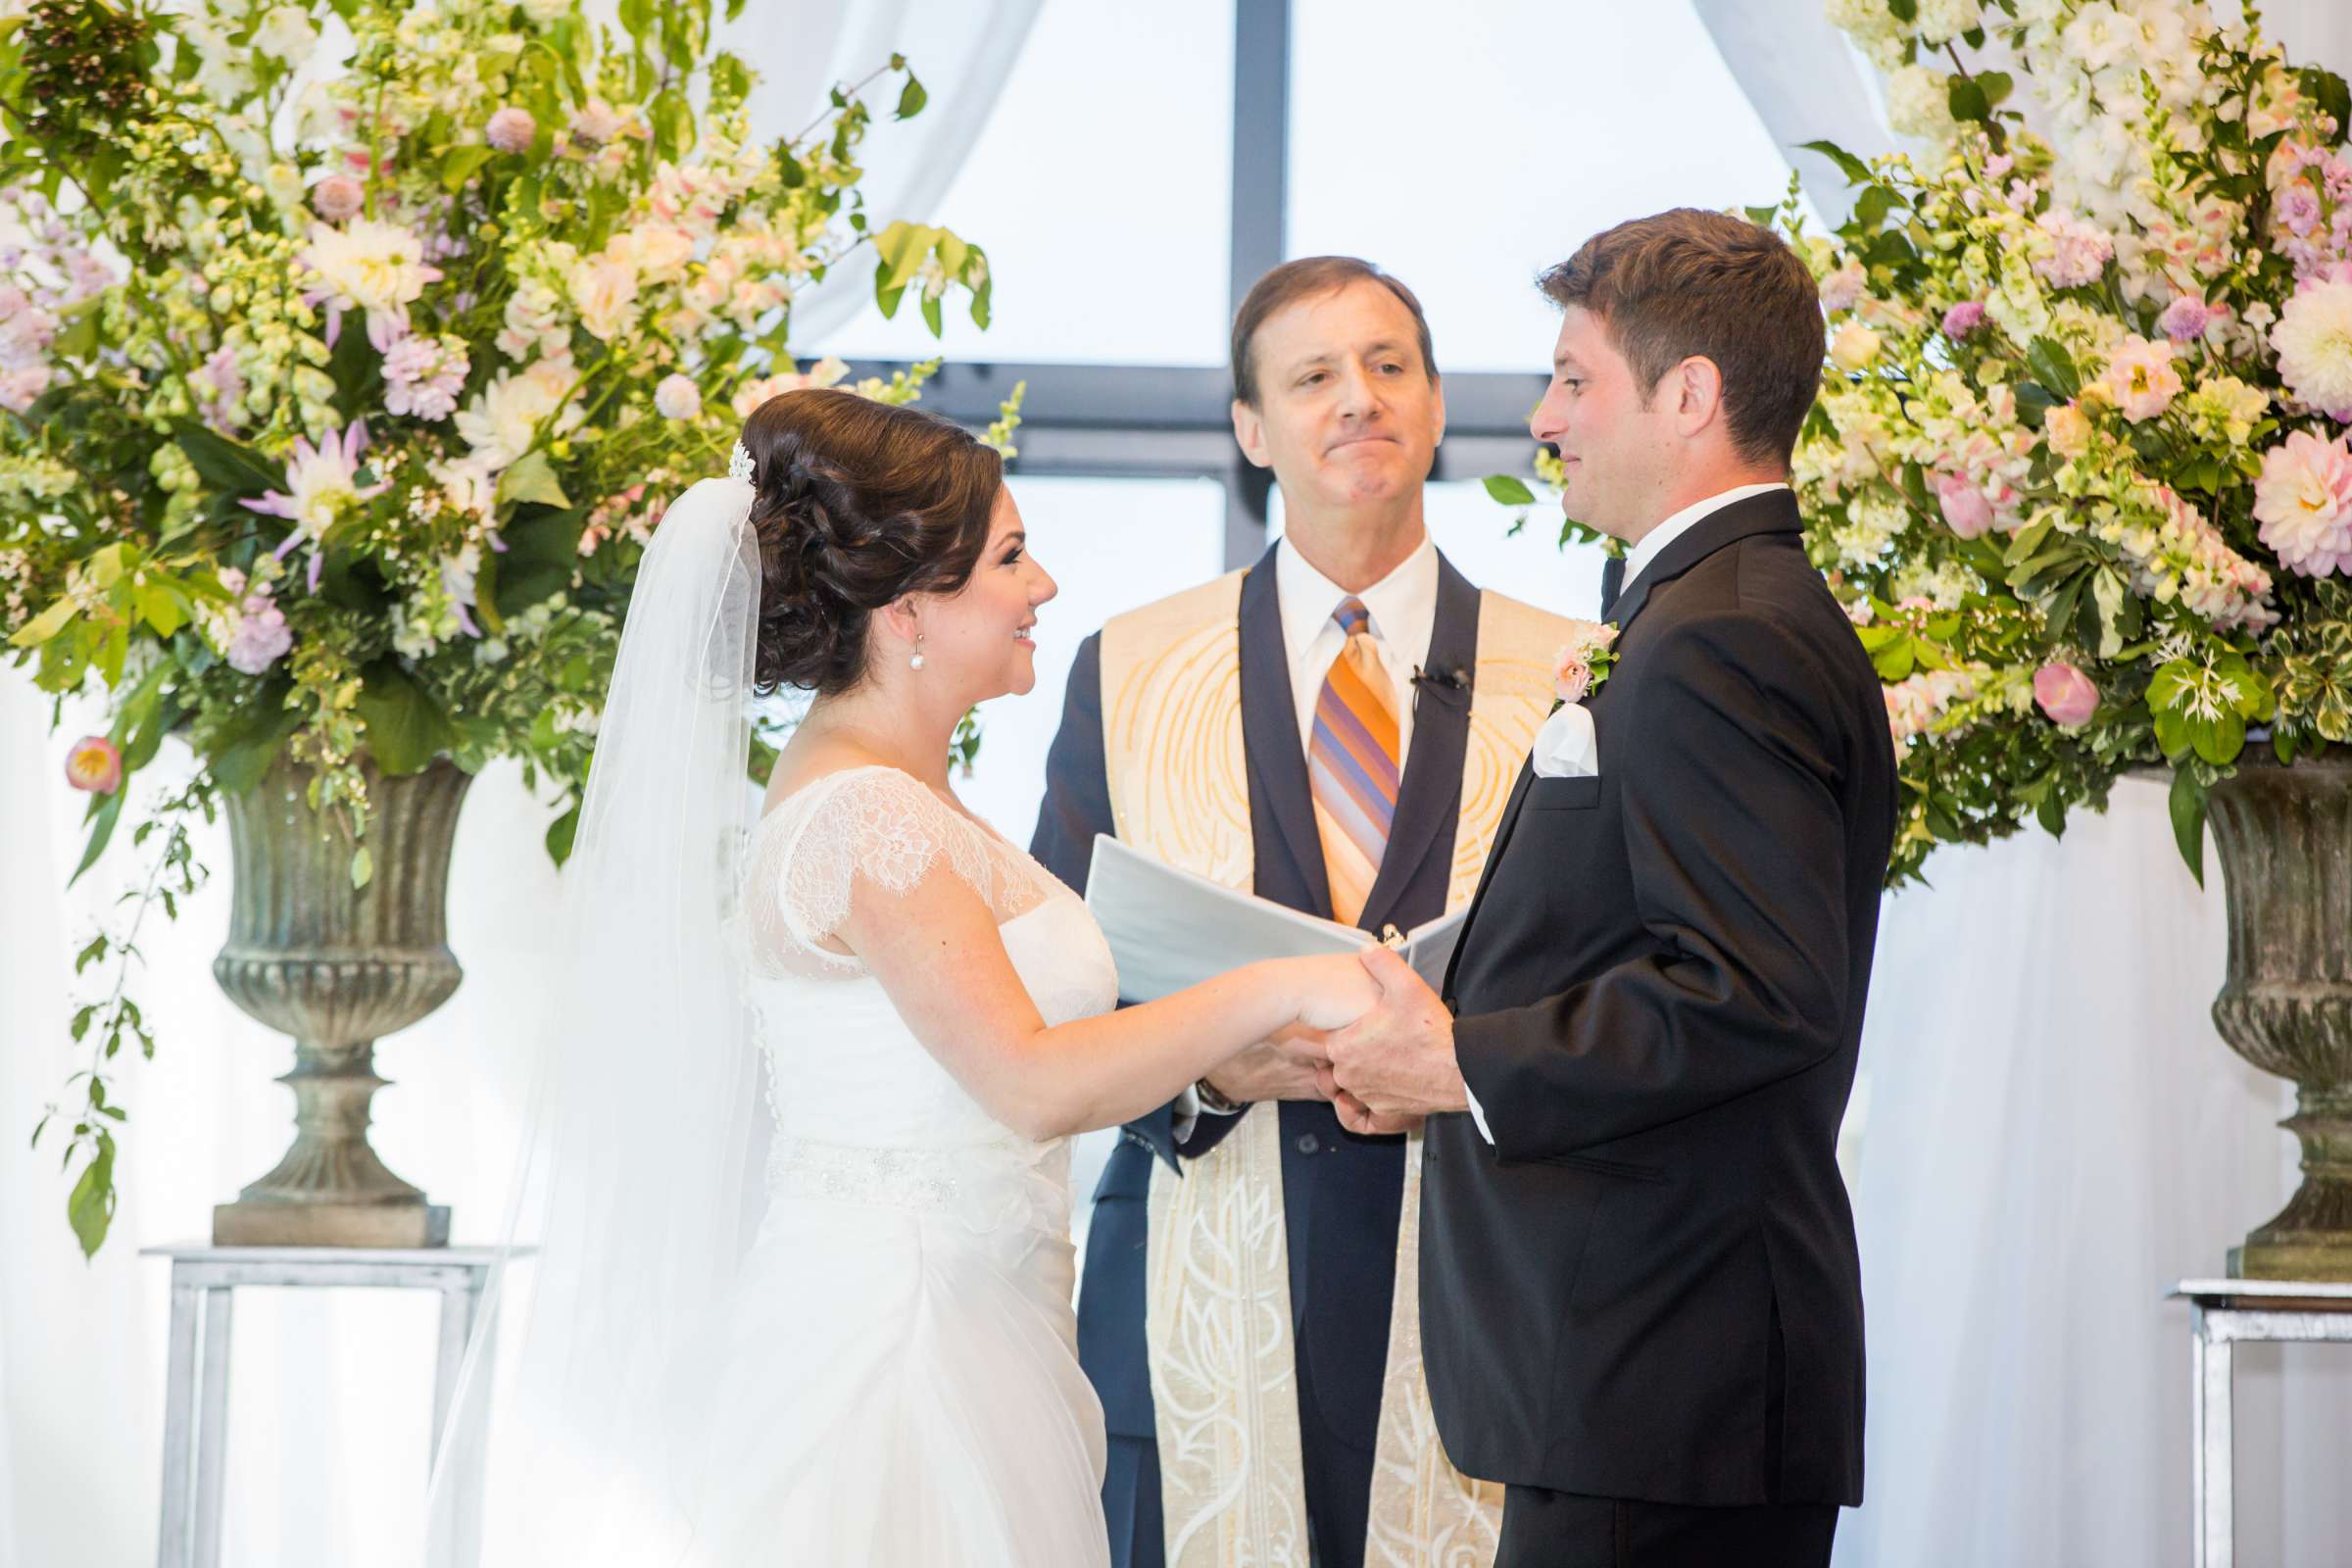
xmin=1032 ymin=543 xmax=1484 ymax=1452
xmin=1423 ymin=488 xmax=1895 ymax=1508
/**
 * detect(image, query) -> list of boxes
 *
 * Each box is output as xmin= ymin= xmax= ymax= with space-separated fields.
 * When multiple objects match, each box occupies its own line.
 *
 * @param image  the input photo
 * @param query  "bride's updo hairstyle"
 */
xmin=737 ymin=387 xmax=1004 ymax=696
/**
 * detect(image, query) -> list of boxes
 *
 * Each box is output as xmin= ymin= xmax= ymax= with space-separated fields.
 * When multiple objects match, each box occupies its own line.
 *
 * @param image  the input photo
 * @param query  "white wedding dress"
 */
xmin=666 ymin=761 xmax=1118 ymax=1565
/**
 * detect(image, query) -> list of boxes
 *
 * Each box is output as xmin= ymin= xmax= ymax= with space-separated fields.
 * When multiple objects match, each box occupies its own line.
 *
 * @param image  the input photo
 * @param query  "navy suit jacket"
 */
xmin=1030 ymin=543 xmax=1486 ymax=1451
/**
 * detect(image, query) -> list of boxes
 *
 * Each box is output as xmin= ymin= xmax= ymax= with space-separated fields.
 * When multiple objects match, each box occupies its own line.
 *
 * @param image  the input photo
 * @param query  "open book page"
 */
xmin=1083 ymin=834 xmax=1466 ymax=1002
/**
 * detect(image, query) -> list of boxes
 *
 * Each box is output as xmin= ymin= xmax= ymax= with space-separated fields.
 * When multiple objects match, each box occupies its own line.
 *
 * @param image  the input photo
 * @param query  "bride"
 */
xmin=423 ymin=388 xmax=1376 ymax=1566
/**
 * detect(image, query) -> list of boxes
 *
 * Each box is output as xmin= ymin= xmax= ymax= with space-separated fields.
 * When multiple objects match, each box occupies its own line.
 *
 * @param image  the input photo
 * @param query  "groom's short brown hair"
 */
xmin=1539 ymin=209 xmax=1822 ymax=467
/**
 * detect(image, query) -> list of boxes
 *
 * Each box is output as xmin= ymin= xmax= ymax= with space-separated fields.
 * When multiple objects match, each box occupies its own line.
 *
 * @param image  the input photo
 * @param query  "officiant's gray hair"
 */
xmin=1230 ymin=256 xmax=1437 ymax=408
xmin=1538 ymin=209 xmax=1822 ymax=468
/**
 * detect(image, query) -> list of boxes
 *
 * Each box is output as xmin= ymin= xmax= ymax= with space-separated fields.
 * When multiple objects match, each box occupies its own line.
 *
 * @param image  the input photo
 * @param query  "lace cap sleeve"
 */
xmin=764 ymin=766 xmax=1003 ymax=964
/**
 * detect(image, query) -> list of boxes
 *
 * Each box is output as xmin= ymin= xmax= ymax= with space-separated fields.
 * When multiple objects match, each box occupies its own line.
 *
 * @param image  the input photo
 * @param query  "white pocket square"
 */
xmin=1532 ymin=702 xmax=1599 ymax=779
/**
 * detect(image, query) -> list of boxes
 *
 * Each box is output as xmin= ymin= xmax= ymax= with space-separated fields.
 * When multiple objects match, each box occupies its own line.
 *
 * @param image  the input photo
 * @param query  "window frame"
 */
xmin=839 ymin=0 xmax=1548 ymax=573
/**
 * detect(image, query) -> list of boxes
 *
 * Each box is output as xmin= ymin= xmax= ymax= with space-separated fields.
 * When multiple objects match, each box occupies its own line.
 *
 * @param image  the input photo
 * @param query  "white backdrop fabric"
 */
xmin=1835 ymin=778 xmax=2352 ymax=1567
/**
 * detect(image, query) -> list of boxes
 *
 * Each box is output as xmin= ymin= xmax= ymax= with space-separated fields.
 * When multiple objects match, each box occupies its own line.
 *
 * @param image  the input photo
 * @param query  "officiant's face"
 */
xmin=917 ymin=487 xmax=1057 ymax=701
xmin=1531 ymin=305 xmax=1677 ymax=542
xmin=1232 ymin=281 xmax=1444 ymax=513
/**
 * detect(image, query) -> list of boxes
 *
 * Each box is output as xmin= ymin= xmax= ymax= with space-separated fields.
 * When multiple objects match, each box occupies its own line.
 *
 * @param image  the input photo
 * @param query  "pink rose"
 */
xmin=2033 ymin=662 xmax=2099 ymax=728
xmin=1941 ymin=300 xmax=1987 ymax=339
xmin=65 ymin=735 xmax=122 ymax=795
xmin=1936 ymin=473 xmax=1995 ymax=539
xmin=1552 ymin=651 xmax=1593 ymax=705
xmin=653 ymin=372 xmax=702 ymax=420
xmin=312 ymin=175 xmax=365 ymax=222
xmin=486 ymin=107 xmax=537 ymax=155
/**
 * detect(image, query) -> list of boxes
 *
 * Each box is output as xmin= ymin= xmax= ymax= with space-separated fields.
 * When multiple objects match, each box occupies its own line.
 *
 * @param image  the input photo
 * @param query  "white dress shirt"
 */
xmin=1183 ymin=532 xmax=1442 ymax=1134
xmin=1461 ymin=480 xmax=1788 ymax=1146
xmin=1615 ymin=481 xmax=1789 ymax=600
xmin=1274 ymin=531 xmax=1440 ymax=761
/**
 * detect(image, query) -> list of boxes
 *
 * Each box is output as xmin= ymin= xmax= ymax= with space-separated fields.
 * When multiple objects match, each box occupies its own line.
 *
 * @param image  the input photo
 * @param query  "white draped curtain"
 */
xmin=1688 ymin=4 xmax=2352 ymax=1562
xmin=0 ymin=5 xmax=1034 ymax=1564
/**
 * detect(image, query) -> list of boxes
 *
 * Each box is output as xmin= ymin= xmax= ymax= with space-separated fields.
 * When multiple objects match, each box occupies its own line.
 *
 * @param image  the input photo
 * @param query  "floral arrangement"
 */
xmin=1790 ymin=0 xmax=2350 ymax=884
xmin=0 ymin=0 xmax=1012 ymax=1253
xmin=1497 ymin=0 xmax=2352 ymax=888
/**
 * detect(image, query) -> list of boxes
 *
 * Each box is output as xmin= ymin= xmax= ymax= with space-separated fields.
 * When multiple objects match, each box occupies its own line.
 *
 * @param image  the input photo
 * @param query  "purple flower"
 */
xmin=227 ymin=590 xmax=292 ymax=674
xmin=381 ymin=334 xmax=469 ymax=421
xmin=2158 ymin=295 xmax=2215 ymax=343
xmin=1941 ymin=300 xmax=1988 ymax=340
xmin=486 ymin=107 xmax=536 ymax=155
xmin=2278 ymin=185 xmax=2324 ymax=238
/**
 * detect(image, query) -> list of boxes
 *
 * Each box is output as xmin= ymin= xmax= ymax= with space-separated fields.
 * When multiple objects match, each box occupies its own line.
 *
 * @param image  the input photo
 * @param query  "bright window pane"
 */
xmin=957 ymin=475 xmax=1229 ymax=844
xmin=1269 ymin=480 xmax=1607 ymax=624
xmin=1287 ymin=0 xmax=1806 ymax=373
xmin=816 ymin=2 xmax=1235 ymax=367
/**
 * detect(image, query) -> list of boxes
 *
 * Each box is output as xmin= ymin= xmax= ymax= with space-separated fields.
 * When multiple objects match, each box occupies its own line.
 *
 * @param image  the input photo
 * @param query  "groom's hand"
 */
xmin=1323 ymin=947 xmax=1468 ymax=1120
xmin=1204 ymin=1026 xmax=1334 ymax=1105
xmin=1322 ymin=1078 xmax=1424 ymax=1138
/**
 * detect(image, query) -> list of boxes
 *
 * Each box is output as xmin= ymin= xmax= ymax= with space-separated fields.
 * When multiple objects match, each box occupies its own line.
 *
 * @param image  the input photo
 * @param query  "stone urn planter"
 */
xmin=210 ymin=750 xmax=472 ymax=1247
xmin=2207 ymin=753 xmax=2352 ymax=1280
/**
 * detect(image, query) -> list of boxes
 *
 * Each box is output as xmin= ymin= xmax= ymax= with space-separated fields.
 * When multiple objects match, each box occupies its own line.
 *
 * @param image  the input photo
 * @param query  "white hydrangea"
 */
xmin=1886 ymin=66 xmax=1960 ymax=142
xmin=1825 ymin=0 xmax=1912 ymax=71
xmin=254 ymin=6 xmax=319 ymax=66
xmin=1913 ymin=0 xmax=1984 ymax=47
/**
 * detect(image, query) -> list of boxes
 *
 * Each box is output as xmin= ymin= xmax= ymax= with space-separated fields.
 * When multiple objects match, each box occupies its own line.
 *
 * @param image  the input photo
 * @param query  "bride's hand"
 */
xmin=1290 ymin=951 xmax=1382 ymax=1032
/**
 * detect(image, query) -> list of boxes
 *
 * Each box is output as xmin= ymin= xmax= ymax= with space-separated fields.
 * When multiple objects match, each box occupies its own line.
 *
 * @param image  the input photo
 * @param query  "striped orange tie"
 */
xmin=1308 ymin=597 xmax=1400 ymax=926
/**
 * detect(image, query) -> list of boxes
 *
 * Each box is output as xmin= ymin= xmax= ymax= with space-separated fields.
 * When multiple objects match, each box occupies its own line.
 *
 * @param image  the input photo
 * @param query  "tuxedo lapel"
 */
xmin=1604 ymin=487 xmax=1803 ymax=635
xmin=1443 ymin=489 xmax=1804 ymax=1002
xmin=1238 ymin=546 xmax=1334 ymax=918
xmin=1357 ymin=553 xmax=1477 ymax=936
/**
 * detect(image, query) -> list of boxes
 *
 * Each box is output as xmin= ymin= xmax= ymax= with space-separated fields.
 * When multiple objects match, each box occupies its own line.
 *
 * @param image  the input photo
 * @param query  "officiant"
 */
xmin=1032 ymin=258 xmax=1576 ymax=1568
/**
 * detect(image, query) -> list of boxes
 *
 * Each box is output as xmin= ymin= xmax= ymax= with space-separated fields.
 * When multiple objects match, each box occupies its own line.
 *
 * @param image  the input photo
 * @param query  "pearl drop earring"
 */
xmin=909 ymin=632 xmax=926 ymax=672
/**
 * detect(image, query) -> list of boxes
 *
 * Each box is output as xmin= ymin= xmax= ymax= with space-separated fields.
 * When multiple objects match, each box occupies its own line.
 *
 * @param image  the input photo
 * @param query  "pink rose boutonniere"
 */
xmin=1551 ymin=619 xmax=1620 ymax=709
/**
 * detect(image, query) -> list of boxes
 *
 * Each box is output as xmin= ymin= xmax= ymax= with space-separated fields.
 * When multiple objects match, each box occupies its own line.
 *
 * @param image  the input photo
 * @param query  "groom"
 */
xmin=1323 ymin=209 xmax=1897 ymax=1566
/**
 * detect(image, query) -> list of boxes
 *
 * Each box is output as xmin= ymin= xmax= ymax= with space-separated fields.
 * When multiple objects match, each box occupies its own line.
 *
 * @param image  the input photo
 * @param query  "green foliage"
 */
xmin=0 ymin=0 xmax=1003 ymax=1254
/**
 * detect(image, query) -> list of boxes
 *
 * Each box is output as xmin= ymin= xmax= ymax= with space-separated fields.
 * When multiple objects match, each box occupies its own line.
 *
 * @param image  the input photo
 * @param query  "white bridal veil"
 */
xmin=422 ymin=473 xmax=765 ymax=1565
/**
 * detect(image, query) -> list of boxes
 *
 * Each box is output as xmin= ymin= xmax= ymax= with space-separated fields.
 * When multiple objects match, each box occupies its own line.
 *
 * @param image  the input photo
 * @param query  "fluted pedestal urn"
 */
xmin=2208 ymin=755 xmax=2352 ymax=1280
xmin=210 ymin=750 xmax=471 ymax=1248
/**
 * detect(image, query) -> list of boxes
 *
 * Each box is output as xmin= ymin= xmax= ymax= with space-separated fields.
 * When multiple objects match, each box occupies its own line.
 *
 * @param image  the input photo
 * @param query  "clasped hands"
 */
xmin=1210 ymin=948 xmax=1467 ymax=1137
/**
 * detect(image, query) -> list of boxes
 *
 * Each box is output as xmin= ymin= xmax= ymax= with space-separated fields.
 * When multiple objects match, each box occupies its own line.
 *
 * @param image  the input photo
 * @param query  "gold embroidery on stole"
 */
xmin=1101 ymin=575 xmax=1575 ymax=1568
